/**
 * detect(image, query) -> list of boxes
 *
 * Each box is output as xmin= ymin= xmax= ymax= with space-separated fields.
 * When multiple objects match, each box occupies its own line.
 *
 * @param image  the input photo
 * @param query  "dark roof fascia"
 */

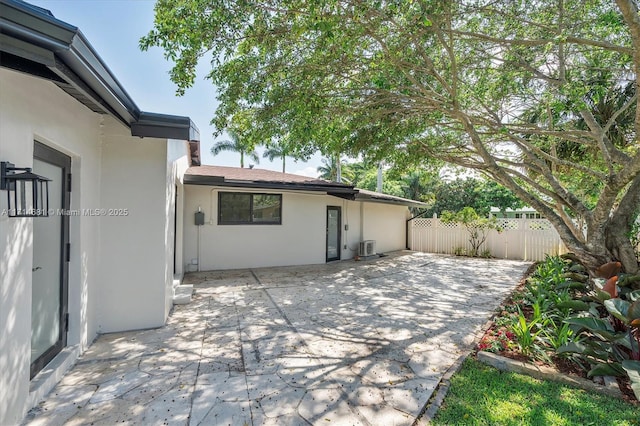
xmin=184 ymin=175 xmax=357 ymax=194
xmin=1 ymin=0 xmax=200 ymax=142
xmin=354 ymin=192 xmax=427 ymax=208
xmin=328 ymin=192 xmax=356 ymax=201
xmin=61 ymin=31 xmax=140 ymax=124
xmin=0 ymin=0 xmax=76 ymax=49
xmin=131 ymin=112 xmax=200 ymax=142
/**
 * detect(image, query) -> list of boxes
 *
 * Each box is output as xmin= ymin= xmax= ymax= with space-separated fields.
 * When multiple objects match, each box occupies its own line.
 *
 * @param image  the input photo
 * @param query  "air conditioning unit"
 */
xmin=358 ymin=240 xmax=376 ymax=257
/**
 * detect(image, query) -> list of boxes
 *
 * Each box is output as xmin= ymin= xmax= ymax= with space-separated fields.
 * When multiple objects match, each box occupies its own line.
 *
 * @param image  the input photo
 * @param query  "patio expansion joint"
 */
xmin=232 ymin=295 xmax=258 ymax=424
xmin=187 ymin=308 xmax=209 ymax=425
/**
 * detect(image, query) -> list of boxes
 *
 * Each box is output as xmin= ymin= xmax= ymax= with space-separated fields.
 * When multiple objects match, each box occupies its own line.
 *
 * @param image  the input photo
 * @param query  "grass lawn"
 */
xmin=432 ymin=358 xmax=639 ymax=426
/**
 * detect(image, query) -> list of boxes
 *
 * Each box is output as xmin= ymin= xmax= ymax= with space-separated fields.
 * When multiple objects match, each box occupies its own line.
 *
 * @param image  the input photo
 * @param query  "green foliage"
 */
xmin=482 ymin=256 xmax=640 ymax=399
xmin=558 ymin=273 xmax=640 ymax=399
xmin=211 ymin=114 xmax=262 ymax=168
xmin=510 ymin=307 xmax=547 ymax=358
xmin=432 ymin=358 xmax=639 ymax=426
xmin=423 ymin=178 xmax=523 ymax=217
xmin=542 ymin=321 xmax=574 ymax=351
xmin=262 ymin=137 xmax=312 ymax=173
xmin=211 ymin=137 xmax=259 ymax=168
xmin=316 ymin=156 xmax=354 ymax=183
xmin=622 ymin=360 xmax=640 ymax=401
xmin=441 ymin=207 xmax=501 ymax=257
xmin=453 ymin=246 xmax=466 ymax=256
xmin=355 ymin=167 xmax=404 ymax=197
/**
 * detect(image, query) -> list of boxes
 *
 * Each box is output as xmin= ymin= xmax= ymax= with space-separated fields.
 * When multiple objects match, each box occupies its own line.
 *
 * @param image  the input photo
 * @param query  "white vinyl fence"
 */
xmin=408 ymin=218 xmax=568 ymax=262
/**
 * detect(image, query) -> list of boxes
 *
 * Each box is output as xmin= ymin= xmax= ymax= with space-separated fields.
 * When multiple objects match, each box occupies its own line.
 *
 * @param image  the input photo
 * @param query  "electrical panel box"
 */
xmin=195 ymin=211 xmax=205 ymax=226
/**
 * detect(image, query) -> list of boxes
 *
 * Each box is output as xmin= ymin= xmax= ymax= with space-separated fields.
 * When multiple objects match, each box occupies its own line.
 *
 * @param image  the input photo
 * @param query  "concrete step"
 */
xmin=173 ymin=284 xmax=193 ymax=305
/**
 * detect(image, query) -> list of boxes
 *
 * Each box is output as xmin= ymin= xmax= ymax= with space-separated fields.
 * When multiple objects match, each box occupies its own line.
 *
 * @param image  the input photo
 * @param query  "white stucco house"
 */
xmin=0 ymin=1 xmax=199 ymax=423
xmin=183 ymin=166 xmax=425 ymax=270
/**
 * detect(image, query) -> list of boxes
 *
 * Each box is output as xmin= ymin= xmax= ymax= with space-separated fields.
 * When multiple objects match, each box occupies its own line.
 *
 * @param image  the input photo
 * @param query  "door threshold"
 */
xmin=28 ymin=345 xmax=80 ymax=410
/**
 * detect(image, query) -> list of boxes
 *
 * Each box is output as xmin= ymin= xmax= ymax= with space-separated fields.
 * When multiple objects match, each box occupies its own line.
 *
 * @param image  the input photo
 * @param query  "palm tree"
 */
xmin=211 ymin=131 xmax=259 ymax=168
xmin=262 ymin=141 xmax=289 ymax=173
xmin=317 ymin=156 xmax=354 ymax=183
xmin=317 ymin=157 xmax=339 ymax=181
xmin=401 ymin=170 xmax=433 ymax=214
xmin=401 ymin=170 xmax=430 ymax=201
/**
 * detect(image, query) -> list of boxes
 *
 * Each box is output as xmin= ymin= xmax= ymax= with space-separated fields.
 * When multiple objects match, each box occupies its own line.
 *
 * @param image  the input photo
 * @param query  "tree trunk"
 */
xmin=605 ymin=226 xmax=639 ymax=274
xmin=562 ymin=243 xmax=611 ymax=274
xmin=605 ymin=175 xmax=640 ymax=274
xmin=559 ymin=217 xmax=638 ymax=275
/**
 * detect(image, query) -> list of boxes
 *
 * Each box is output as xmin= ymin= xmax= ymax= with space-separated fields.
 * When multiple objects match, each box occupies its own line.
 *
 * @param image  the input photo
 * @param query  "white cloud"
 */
xmin=291 ymin=166 xmax=320 ymax=178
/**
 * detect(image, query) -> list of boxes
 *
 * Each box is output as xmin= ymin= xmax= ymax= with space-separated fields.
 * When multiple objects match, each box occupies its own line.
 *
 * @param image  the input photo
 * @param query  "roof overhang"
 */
xmin=131 ymin=112 xmax=200 ymax=142
xmin=0 ymin=0 xmax=199 ymax=141
xmin=354 ymin=192 xmax=427 ymax=208
xmin=184 ymin=174 xmax=357 ymax=195
xmin=184 ymin=170 xmax=426 ymax=207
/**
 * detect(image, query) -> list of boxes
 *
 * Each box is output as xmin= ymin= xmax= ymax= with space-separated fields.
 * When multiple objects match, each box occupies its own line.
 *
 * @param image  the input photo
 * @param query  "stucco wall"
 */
xmin=360 ymin=202 xmax=410 ymax=253
xmin=97 ymin=121 xmax=177 ymax=333
xmin=0 ymin=68 xmax=102 ymax=425
xmin=184 ymin=186 xmax=327 ymax=270
xmin=183 ymin=185 xmax=410 ymax=270
xmin=165 ymin=140 xmax=190 ymax=317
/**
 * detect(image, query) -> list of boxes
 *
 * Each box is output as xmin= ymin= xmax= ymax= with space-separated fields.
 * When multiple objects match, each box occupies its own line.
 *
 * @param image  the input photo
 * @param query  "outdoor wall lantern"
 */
xmin=1 ymin=161 xmax=50 ymax=217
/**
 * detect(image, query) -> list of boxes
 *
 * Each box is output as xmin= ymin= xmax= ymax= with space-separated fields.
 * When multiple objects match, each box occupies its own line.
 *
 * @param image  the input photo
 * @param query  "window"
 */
xmin=218 ymin=192 xmax=282 ymax=224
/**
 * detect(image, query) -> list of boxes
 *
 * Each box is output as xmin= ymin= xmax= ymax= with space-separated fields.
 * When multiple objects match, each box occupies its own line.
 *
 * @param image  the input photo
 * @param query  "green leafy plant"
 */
xmin=542 ymin=321 xmax=574 ymax=351
xmin=453 ymin=246 xmax=466 ymax=256
xmin=509 ymin=307 xmax=547 ymax=359
xmin=558 ymin=274 xmax=640 ymax=399
xmin=558 ymin=316 xmax=630 ymax=378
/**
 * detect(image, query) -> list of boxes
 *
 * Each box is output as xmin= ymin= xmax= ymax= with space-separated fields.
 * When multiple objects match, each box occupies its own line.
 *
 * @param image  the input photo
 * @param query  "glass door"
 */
xmin=30 ymin=142 xmax=70 ymax=379
xmin=326 ymin=206 xmax=341 ymax=262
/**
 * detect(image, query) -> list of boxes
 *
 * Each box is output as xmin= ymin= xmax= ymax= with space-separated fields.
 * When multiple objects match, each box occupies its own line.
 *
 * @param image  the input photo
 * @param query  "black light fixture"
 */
xmin=1 ymin=161 xmax=50 ymax=217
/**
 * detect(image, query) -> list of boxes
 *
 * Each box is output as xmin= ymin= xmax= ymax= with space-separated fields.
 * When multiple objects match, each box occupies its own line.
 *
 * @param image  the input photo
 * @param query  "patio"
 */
xmin=23 ymin=251 xmax=529 ymax=425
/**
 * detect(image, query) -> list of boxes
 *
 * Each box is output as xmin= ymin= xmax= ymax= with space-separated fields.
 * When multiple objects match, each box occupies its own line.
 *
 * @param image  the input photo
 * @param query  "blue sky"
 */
xmin=30 ymin=0 xmax=322 ymax=176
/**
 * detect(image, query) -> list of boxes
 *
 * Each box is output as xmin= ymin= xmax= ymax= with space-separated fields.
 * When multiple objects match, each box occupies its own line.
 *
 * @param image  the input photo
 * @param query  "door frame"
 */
xmin=30 ymin=141 xmax=71 ymax=379
xmin=326 ymin=206 xmax=342 ymax=262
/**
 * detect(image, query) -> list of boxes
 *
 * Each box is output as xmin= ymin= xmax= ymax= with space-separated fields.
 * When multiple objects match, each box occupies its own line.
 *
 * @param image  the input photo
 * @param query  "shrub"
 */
xmin=441 ymin=207 xmax=502 ymax=257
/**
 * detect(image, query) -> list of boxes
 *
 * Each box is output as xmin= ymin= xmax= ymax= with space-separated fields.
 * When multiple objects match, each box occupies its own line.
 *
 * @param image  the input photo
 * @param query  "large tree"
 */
xmin=142 ymin=0 xmax=640 ymax=273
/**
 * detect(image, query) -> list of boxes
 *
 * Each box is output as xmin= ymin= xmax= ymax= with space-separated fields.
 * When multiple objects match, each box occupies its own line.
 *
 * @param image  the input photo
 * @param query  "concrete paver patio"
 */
xmin=23 ymin=252 xmax=529 ymax=425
